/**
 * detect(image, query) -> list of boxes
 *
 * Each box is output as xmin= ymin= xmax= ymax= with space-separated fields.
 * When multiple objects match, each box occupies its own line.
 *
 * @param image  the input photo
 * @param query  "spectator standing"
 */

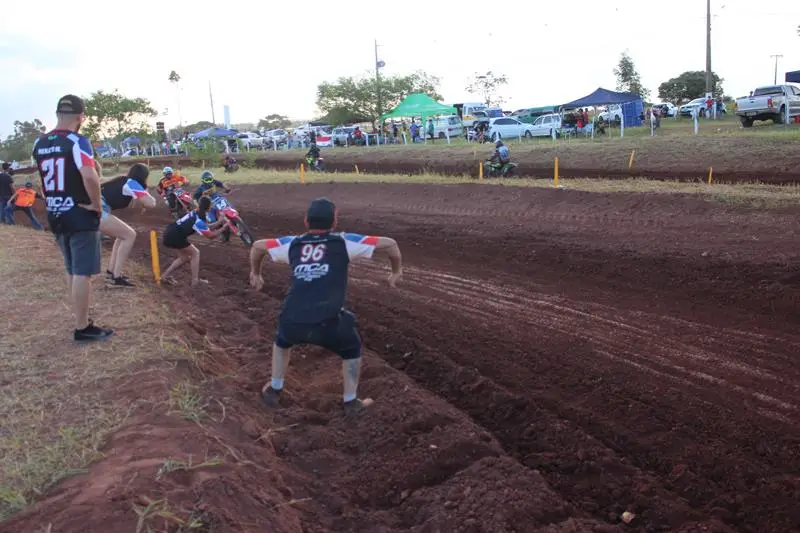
xmin=32 ymin=94 xmax=113 ymax=342
xmin=0 ymin=162 xmax=13 ymax=224
xmin=4 ymin=181 xmax=44 ymax=229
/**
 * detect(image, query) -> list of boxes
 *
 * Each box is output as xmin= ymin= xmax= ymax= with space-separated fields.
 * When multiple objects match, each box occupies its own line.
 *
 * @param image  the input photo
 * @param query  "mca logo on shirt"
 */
xmin=293 ymin=263 xmax=330 ymax=282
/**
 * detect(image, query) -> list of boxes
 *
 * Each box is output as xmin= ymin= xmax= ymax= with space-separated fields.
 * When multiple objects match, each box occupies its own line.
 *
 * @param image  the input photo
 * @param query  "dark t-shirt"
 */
xmin=32 ymin=130 xmax=99 ymax=234
xmin=263 ymin=232 xmax=378 ymax=324
xmin=0 ymin=172 xmax=13 ymax=198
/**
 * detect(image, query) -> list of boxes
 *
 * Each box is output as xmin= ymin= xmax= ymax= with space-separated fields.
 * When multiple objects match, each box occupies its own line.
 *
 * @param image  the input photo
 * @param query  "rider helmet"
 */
xmin=200 ymin=170 xmax=214 ymax=185
xmin=162 ymin=166 xmax=174 ymax=176
xmin=495 ymin=139 xmax=504 ymax=148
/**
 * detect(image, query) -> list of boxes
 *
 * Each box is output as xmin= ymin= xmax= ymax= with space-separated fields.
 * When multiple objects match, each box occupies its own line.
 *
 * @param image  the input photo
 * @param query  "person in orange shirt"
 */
xmin=5 ymin=181 xmax=44 ymax=230
xmin=156 ymin=166 xmax=190 ymax=214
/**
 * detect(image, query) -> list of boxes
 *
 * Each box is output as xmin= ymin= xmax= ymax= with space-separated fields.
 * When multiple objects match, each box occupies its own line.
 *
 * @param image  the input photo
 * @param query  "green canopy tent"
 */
xmin=380 ymin=93 xmax=457 ymax=121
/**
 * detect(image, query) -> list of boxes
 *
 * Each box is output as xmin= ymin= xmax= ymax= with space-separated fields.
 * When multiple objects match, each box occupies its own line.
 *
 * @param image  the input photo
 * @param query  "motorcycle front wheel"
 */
xmin=236 ymin=219 xmax=255 ymax=247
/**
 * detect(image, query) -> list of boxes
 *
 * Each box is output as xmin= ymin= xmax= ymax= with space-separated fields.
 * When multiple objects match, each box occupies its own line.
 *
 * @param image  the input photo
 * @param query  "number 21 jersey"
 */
xmin=32 ymin=130 xmax=97 ymax=233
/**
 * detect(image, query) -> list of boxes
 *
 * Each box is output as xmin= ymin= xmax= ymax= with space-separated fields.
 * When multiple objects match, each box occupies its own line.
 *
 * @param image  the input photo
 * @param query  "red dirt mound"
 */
xmin=5 ymin=182 xmax=800 ymax=533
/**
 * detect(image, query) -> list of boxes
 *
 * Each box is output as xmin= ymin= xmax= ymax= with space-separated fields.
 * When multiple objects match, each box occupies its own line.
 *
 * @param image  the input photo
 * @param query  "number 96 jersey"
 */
xmin=264 ymin=232 xmax=378 ymax=324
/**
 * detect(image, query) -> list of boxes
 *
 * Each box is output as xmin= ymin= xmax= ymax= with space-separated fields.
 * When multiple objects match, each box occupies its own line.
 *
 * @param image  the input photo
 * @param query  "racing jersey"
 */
xmin=157 ymin=174 xmax=187 ymax=195
xmin=193 ymin=180 xmax=226 ymax=201
xmin=265 ymin=232 xmax=378 ymax=324
xmin=101 ymin=176 xmax=150 ymax=210
xmin=167 ymin=210 xmax=213 ymax=240
xmin=31 ymin=129 xmax=98 ymax=233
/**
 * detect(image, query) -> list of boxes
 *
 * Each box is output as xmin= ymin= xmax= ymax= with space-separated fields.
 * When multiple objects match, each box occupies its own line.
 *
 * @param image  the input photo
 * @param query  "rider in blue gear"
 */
xmin=193 ymin=170 xmax=232 ymax=240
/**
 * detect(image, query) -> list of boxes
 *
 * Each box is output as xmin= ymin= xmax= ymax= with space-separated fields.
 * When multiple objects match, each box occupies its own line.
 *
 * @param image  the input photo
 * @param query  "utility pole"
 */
xmin=705 ymin=0 xmax=712 ymax=94
xmin=771 ymin=54 xmax=783 ymax=85
xmin=208 ymin=81 xmax=216 ymax=124
xmin=374 ymin=39 xmax=384 ymax=127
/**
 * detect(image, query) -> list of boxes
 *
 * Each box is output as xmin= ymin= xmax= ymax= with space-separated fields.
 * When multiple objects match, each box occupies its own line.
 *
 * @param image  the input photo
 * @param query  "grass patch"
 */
xmin=171 ymin=166 xmax=800 ymax=210
xmin=132 ymin=496 xmax=212 ymax=533
xmin=0 ymin=226 xmax=184 ymax=520
xmin=155 ymin=455 xmax=224 ymax=481
xmin=168 ymin=381 xmax=208 ymax=423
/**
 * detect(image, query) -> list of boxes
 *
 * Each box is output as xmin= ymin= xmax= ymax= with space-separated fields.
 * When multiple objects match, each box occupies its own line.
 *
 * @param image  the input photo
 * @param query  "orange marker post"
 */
xmin=554 ymin=157 xmax=559 ymax=188
xmin=150 ymin=230 xmax=161 ymax=285
xmin=300 ymin=164 xmax=305 ymax=184
xmin=708 ymin=167 xmax=713 ymax=184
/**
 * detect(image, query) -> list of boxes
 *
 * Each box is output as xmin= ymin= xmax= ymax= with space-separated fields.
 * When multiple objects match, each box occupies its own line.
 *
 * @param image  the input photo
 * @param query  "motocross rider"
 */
xmin=193 ymin=170 xmax=232 ymax=240
xmin=222 ymin=153 xmax=238 ymax=172
xmin=488 ymin=139 xmax=511 ymax=167
xmin=156 ymin=166 xmax=190 ymax=213
xmin=305 ymin=142 xmax=321 ymax=168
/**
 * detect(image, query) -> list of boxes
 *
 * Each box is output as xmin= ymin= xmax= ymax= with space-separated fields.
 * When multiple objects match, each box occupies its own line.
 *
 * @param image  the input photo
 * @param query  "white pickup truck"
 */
xmin=735 ymin=85 xmax=800 ymax=127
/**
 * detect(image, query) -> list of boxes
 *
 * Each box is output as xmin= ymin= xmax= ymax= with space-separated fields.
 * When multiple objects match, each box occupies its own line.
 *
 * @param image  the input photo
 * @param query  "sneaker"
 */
xmin=105 ymin=270 xmax=114 ymax=281
xmin=74 ymin=320 xmax=114 ymax=342
xmin=343 ymin=398 xmax=373 ymax=416
xmin=108 ymin=275 xmax=135 ymax=288
xmin=261 ymin=386 xmax=282 ymax=408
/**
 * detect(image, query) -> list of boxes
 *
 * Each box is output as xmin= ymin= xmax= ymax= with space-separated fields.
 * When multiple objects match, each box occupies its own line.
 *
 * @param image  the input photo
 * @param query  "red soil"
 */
xmin=4 ymin=183 xmax=800 ymax=533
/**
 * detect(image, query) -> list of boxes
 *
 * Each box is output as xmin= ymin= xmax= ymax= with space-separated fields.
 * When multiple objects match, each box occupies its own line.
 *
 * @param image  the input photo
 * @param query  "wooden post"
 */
xmin=479 ymin=161 xmax=484 ymax=180
xmin=708 ymin=167 xmax=713 ymax=184
xmin=628 ymin=150 xmax=635 ymax=170
xmin=355 ymin=165 xmax=360 ymax=175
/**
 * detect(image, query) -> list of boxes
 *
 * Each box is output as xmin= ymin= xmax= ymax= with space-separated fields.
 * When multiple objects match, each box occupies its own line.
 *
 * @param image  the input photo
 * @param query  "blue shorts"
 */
xmin=56 ymin=231 xmax=101 ymax=277
xmin=275 ymin=310 xmax=362 ymax=360
xmin=100 ymin=196 xmax=111 ymax=221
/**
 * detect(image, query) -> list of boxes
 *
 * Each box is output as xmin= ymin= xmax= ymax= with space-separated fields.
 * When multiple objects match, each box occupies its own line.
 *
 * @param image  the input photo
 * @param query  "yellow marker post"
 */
xmin=300 ymin=164 xmax=305 ymax=184
xmin=479 ymin=161 xmax=484 ymax=180
xmin=628 ymin=150 xmax=635 ymax=170
xmin=554 ymin=157 xmax=559 ymax=188
xmin=355 ymin=165 xmax=360 ymax=175
xmin=150 ymin=230 xmax=161 ymax=285
xmin=708 ymin=167 xmax=713 ymax=184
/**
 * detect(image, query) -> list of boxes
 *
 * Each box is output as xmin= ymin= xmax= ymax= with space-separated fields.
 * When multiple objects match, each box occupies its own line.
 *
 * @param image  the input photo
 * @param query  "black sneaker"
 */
xmin=105 ymin=270 xmax=114 ymax=281
xmin=260 ymin=386 xmax=282 ymax=408
xmin=74 ymin=320 xmax=114 ymax=342
xmin=343 ymin=398 xmax=372 ymax=416
xmin=108 ymin=275 xmax=135 ymax=288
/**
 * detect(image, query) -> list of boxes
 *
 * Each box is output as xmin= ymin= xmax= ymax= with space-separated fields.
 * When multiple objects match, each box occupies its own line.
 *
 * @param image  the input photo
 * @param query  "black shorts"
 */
xmin=162 ymin=228 xmax=191 ymax=249
xmin=275 ymin=310 xmax=362 ymax=360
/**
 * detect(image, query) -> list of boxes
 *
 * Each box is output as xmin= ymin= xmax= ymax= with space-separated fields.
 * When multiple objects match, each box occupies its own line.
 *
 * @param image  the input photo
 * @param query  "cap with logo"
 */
xmin=56 ymin=94 xmax=86 ymax=115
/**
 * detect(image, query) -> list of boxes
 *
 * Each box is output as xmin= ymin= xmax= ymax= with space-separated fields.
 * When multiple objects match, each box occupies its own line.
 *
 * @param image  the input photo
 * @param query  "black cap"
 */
xmin=56 ymin=94 xmax=85 ymax=115
xmin=306 ymin=197 xmax=336 ymax=229
xmin=1 ymin=162 xmax=10 ymax=170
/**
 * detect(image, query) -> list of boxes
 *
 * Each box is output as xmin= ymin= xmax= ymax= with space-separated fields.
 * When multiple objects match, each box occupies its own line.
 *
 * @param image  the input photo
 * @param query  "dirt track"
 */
xmin=4 ymin=183 xmax=800 ymax=533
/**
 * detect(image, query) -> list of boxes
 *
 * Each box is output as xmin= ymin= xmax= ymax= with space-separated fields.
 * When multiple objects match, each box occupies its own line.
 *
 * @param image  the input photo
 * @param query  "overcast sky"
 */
xmin=1 ymin=0 xmax=799 ymax=137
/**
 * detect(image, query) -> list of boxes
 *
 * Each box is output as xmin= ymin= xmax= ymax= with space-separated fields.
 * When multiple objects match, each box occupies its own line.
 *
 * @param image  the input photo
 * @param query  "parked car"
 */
xmin=529 ymin=113 xmax=566 ymax=137
xmin=652 ymin=103 xmax=677 ymax=117
xmin=263 ymin=129 xmax=288 ymax=146
xmin=735 ymin=85 xmax=800 ymax=127
xmin=332 ymin=126 xmax=357 ymax=146
xmin=598 ymin=104 xmax=623 ymax=123
xmin=486 ymin=116 xmax=536 ymax=140
xmin=431 ymin=115 xmax=464 ymax=139
xmin=678 ymin=98 xmax=726 ymax=118
xmin=237 ymin=132 xmax=266 ymax=149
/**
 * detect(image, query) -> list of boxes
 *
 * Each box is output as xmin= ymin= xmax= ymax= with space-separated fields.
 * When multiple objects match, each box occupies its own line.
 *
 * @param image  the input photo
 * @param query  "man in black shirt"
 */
xmin=0 ymin=162 xmax=14 ymax=224
xmin=32 ymin=95 xmax=112 ymax=342
xmin=249 ymin=197 xmax=403 ymax=416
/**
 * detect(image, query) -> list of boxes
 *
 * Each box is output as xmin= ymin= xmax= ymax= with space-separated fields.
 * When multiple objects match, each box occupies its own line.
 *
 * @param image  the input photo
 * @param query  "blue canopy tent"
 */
xmin=194 ymin=127 xmax=237 ymax=138
xmin=122 ymin=136 xmax=141 ymax=145
xmin=786 ymin=71 xmax=800 ymax=83
xmin=562 ymin=87 xmax=644 ymax=136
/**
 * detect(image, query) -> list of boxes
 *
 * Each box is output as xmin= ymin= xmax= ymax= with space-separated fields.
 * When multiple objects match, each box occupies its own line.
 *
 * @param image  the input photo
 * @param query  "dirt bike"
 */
xmin=167 ymin=187 xmax=195 ymax=219
xmin=305 ymin=155 xmax=325 ymax=172
xmin=208 ymin=193 xmax=255 ymax=247
xmin=484 ymin=159 xmax=517 ymax=178
xmin=223 ymin=162 xmax=240 ymax=173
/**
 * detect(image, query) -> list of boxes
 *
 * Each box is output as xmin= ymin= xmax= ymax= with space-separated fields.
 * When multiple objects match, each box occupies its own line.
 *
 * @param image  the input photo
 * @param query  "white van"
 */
xmin=431 ymin=115 xmax=464 ymax=139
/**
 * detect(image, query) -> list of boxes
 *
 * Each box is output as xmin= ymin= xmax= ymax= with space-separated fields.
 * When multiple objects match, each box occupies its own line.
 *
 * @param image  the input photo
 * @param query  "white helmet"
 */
xmin=162 ymin=166 xmax=174 ymax=176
